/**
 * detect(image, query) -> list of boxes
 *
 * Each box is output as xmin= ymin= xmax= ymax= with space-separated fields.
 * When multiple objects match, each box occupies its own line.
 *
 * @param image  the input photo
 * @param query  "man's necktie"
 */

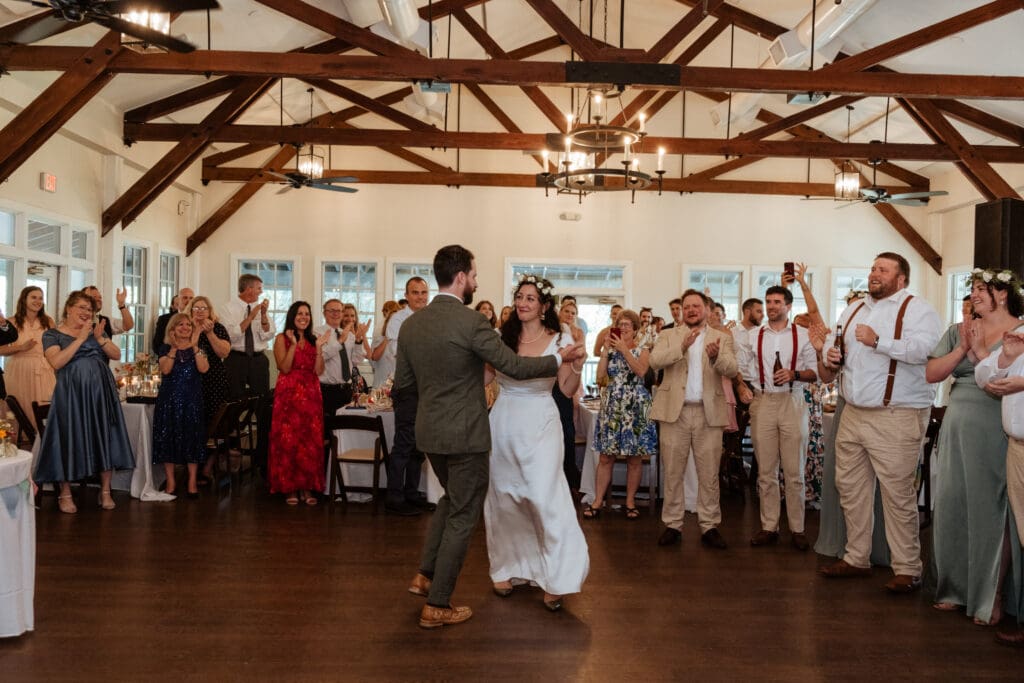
xmin=337 ymin=329 xmax=351 ymax=382
xmin=244 ymin=304 xmax=255 ymax=357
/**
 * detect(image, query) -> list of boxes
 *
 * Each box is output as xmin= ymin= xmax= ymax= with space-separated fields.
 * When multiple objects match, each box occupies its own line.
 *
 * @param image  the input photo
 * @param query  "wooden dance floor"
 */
xmin=2 ymin=484 xmax=1019 ymax=681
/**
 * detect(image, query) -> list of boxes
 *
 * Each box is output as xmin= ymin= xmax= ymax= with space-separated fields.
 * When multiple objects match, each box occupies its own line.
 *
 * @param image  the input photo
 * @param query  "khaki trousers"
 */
xmin=835 ymin=404 xmax=929 ymax=576
xmin=1008 ymin=438 xmax=1024 ymax=542
xmin=750 ymin=391 xmax=809 ymax=533
xmin=659 ymin=404 xmax=724 ymax=532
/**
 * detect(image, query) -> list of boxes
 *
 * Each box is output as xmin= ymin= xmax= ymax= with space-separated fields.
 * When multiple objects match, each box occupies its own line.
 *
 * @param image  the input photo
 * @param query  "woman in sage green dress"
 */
xmin=927 ymin=271 xmax=1024 ymax=626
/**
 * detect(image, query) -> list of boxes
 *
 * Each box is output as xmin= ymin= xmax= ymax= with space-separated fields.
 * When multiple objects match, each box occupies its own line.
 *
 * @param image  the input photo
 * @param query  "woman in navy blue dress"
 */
xmin=35 ymin=291 xmax=134 ymax=513
xmin=153 ymin=313 xmax=209 ymax=498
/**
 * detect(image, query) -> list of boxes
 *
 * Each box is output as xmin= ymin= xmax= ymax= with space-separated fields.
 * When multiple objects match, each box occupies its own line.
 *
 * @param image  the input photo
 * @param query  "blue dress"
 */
xmin=34 ymin=330 xmax=134 ymax=482
xmin=593 ymin=347 xmax=658 ymax=456
xmin=152 ymin=345 xmax=207 ymax=465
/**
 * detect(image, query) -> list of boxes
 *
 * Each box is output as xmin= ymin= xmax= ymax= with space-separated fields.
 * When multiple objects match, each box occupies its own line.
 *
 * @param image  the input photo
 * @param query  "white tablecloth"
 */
xmin=325 ymin=407 xmax=442 ymax=503
xmin=0 ymin=450 xmax=35 ymax=637
xmin=578 ymin=401 xmax=696 ymax=511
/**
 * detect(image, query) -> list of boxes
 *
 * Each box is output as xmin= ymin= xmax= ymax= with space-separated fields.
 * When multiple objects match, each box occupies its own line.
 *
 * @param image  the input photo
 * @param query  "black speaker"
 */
xmin=974 ymin=198 xmax=1024 ymax=274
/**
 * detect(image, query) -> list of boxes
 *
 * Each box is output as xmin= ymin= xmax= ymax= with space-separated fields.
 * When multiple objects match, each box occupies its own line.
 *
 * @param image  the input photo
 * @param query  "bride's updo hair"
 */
xmin=501 ymin=274 xmax=562 ymax=351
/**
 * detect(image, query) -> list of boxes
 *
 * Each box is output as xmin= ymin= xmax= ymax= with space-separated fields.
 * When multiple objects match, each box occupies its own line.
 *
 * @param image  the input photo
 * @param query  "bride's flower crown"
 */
xmin=513 ymin=273 xmax=556 ymax=299
xmin=968 ymin=267 xmax=1024 ymax=294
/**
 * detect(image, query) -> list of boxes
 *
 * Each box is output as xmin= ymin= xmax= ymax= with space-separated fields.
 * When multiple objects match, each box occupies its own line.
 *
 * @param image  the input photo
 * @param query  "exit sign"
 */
xmin=39 ymin=173 xmax=57 ymax=193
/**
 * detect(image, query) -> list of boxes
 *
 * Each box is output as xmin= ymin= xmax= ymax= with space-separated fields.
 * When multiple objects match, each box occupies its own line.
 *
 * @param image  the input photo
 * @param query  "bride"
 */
xmin=484 ymin=275 xmax=589 ymax=611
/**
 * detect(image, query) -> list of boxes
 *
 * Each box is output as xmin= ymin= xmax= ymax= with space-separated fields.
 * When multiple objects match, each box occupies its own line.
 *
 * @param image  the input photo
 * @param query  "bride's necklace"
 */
xmin=519 ymin=327 xmax=545 ymax=345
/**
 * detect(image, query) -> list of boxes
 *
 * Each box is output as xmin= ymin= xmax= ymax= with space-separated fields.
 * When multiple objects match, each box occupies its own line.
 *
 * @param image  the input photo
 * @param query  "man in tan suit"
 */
xmin=649 ymin=289 xmax=738 ymax=549
xmin=398 ymin=245 xmax=581 ymax=629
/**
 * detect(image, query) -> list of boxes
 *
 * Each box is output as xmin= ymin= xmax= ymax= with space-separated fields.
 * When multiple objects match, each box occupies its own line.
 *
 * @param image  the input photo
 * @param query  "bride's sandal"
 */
xmin=543 ymin=593 xmax=563 ymax=612
xmin=493 ymin=581 xmax=514 ymax=598
xmin=582 ymin=504 xmax=601 ymax=519
xmin=58 ymin=494 xmax=77 ymax=514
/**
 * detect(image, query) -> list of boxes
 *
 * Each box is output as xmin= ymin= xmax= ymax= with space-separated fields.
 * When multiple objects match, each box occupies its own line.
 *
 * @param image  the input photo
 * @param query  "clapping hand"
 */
xmin=200 ymin=319 xmax=215 ymax=334
xmin=259 ymin=300 xmax=270 ymax=316
xmin=808 ymin=321 xmax=829 ymax=353
xmin=986 ymin=374 xmax=1024 ymax=396
xmin=356 ymin=322 xmax=370 ymax=340
xmin=316 ymin=328 xmax=331 ymax=350
xmin=92 ymin=318 xmax=107 ymax=341
xmin=284 ymin=329 xmax=296 ymax=345
xmin=705 ymin=338 xmax=720 ymax=360
xmin=682 ymin=326 xmax=701 ymax=351
xmin=570 ymin=326 xmax=584 ymax=344
xmin=965 ymin=319 xmax=988 ymax=361
xmin=115 ymin=288 xmax=128 ymax=308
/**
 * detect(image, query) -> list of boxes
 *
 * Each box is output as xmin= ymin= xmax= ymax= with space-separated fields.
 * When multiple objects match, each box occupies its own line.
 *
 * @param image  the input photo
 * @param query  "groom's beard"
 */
xmin=462 ymin=283 xmax=475 ymax=306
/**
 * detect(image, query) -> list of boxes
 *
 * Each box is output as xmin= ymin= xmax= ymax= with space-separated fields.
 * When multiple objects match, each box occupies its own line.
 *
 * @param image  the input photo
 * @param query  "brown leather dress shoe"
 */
xmin=657 ymin=527 xmax=682 ymax=546
xmin=995 ymin=628 xmax=1024 ymax=649
xmin=791 ymin=533 xmax=810 ymax=552
xmin=750 ymin=530 xmax=779 ymax=546
xmin=419 ymin=604 xmax=473 ymax=629
xmin=885 ymin=574 xmax=922 ymax=594
xmin=408 ymin=573 xmax=431 ymax=597
xmin=700 ymin=528 xmax=727 ymax=549
xmin=819 ymin=560 xmax=871 ymax=578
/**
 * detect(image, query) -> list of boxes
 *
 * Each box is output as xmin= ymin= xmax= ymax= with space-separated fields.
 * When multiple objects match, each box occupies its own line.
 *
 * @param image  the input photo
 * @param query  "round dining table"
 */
xmin=0 ymin=449 xmax=35 ymax=638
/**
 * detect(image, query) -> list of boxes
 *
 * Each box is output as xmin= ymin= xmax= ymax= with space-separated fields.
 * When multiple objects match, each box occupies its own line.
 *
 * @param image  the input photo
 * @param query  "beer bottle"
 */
xmin=833 ymin=323 xmax=845 ymax=367
xmin=773 ymin=351 xmax=784 ymax=386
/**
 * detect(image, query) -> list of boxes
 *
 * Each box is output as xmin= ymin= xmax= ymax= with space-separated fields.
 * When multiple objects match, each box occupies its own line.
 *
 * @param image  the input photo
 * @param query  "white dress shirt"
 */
xmin=743 ymin=322 xmax=817 ymax=393
xmin=975 ymin=347 xmax=1024 ymax=440
xmin=384 ymin=306 xmax=414 ymax=369
xmin=826 ymin=288 xmax=942 ymax=408
xmin=315 ymin=324 xmax=367 ymax=385
xmin=684 ymin=327 xmax=706 ymax=401
xmin=219 ymin=297 xmax=277 ymax=352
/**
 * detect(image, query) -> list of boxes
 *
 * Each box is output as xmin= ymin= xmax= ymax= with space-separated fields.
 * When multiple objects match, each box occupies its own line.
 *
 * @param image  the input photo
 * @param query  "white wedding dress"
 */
xmin=484 ymin=333 xmax=590 ymax=596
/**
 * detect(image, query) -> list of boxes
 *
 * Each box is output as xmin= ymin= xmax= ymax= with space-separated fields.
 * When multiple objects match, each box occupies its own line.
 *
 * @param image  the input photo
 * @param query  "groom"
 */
xmin=398 ymin=245 xmax=581 ymax=629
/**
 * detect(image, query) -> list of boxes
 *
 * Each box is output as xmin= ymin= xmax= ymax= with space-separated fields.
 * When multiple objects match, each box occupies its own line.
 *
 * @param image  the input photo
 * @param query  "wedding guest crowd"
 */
xmin=1 ymin=286 xmax=56 ymax=428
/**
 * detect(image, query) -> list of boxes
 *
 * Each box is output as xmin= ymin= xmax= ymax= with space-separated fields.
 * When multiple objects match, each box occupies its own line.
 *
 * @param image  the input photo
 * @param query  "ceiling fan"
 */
xmin=839 ymin=155 xmax=949 ymax=208
xmin=265 ymin=169 xmax=360 ymax=195
xmin=0 ymin=0 xmax=220 ymax=53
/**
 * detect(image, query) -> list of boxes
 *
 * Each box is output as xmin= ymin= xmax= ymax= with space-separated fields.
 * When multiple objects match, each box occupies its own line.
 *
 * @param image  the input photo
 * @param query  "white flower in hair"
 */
xmin=972 ymin=268 xmax=984 ymax=275
xmin=998 ymin=271 xmax=1012 ymax=282
xmin=983 ymin=271 xmax=993 ymax=282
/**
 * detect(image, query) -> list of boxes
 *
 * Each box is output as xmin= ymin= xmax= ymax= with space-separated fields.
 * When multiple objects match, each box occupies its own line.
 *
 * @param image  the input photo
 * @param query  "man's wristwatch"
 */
xmin=872 ymin=335 xmax=880 ymax=349
xmin=118 ymin=305 xmax=127 ymax=310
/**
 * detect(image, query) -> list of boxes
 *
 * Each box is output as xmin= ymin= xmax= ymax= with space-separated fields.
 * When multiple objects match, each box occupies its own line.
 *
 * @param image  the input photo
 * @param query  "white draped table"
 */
xmin=0 ymin=450 xmax=35 ymax=637
xmin=324 ymin=407 xmax=442 ymax=503
xmin=578 ymin=400 xmax=697 ymax=511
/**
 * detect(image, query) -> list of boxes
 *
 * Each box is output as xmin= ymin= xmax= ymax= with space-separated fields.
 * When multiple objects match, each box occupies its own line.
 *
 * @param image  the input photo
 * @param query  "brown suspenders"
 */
xmin=839 ymin=295 xmax=913 ymax=406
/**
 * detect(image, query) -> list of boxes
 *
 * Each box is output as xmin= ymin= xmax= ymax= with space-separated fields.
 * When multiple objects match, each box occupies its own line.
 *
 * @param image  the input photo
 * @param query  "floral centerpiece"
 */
xmin=0 ymin=417 xmax=17 ymax=457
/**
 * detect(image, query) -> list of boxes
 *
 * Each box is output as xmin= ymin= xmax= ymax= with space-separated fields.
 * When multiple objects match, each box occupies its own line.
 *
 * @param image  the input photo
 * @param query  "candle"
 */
xmin=639 ymin=112 xmax=646 ymax=133
xmin=658 ymin=147 xmax=665 ymax=172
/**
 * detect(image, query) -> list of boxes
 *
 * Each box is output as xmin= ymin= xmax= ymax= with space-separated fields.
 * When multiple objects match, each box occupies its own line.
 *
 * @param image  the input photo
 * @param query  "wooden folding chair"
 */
xmin=325 ymin=413 xmax=389 ymax=508
xmin=5 ymin=395 xmax=36 ymax=449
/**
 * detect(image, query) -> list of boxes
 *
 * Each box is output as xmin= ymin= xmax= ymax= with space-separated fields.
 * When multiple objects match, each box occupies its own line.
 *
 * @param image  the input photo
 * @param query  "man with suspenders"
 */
xmin=817 ymin=252 xmax=942 ymax=593
xmin=741 ymin=286 xmax=817 ymax=551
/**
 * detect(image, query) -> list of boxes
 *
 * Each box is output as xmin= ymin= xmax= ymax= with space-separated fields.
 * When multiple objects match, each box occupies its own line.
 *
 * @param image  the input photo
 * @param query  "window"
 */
xmin=71 ymin=230 xmax=89 ymax=259
xmin=27 ymin=219 xmax=61 ymax=254
xmin=0 ymin=211 xmax=13 ymax=246
xmin=70 ymin=268 xmax=90 ymax=292
xmin=832 ymin=268 xmax=870 ymax=324
xmin=754 ymin=269 xmax=815 ymax=318
xmin=686 ymin=268 xmax=744 ymax=323
xmin=0 ymin=258 xmax=14 ymax=319
xmin=392 ymin=263 xmax=437 ymax=302
xmin=158 ymin=253 xmax=180 ymax=312
xmin=239 ymin=260 xmax=293 ymax=331
xmin=121 ymin=245 xmax=148 ymax=362
xmin=948 ymin=269 xmax=973 ymax=325
xmin=323 ymin=262 xmax=377 ymax=327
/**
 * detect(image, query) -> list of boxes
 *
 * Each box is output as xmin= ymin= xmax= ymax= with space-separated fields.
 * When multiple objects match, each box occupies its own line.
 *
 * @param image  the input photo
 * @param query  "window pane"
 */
xmin=323 ymin=262 xmax=376 ymax=327
xmin=70 ymin=268 xmax=89 ymax=292
xmin=756 ymin=271 xmax=813 ymax=318
xmin=393 ymin=264 xmax=437 ymax=302
xmin=240 ymin=260 xmax=293 ymax=331
xmin=27 ymin=219 xmax=61 ymax=254
xmin=121 ymin=245 xmax=148 ymax=361
xmin=834 ymin=271 xmax=870 ymax=323
xmin=71 ymin=230 xmax=88 ymax=259
xmin=0 ymin=212 xmax=14 ymax=246
xmin=688 ymin=270 xmax=742 ymax=322
xmin=158 ymin=253 xmax=179 ymax=310
xmin=510 ymin=263 xmax=625 ymax=291
xmin=949 ymin=271 xmax=973 ymax=325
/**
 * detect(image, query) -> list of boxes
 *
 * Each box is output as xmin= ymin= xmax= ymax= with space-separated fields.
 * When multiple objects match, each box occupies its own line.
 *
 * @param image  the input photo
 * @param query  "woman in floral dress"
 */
xmin=587 ymin=309 xmax=658 ymax=519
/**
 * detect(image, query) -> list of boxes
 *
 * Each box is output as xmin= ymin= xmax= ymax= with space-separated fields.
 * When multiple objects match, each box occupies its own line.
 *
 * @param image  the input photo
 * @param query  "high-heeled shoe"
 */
xmin=543 ymin=593 xmax=563 ymax=612
xmin=58 ymin=494 xmax=77 ymax=514
xmin=492 ymin=581 xmax=514 ymax=598
xmin=98 ymin=490 xmax=116 ymax=510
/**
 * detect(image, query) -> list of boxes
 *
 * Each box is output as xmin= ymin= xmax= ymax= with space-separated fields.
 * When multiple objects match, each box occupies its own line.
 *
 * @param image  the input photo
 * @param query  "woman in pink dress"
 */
xmin=0 ymin=286 xmax=56 ymax=429
xmin=269 ymin=301 xmax=330 ymax=505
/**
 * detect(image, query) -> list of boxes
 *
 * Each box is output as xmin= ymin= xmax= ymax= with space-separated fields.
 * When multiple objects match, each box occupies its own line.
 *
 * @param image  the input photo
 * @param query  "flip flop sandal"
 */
xmin=625 ymin=507 xmax=640 ymax=519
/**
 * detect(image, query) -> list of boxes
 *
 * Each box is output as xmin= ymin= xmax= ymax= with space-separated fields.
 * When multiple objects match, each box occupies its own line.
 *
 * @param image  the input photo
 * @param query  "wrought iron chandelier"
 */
xmin=539 ymin=88 xmax=665 ymax=204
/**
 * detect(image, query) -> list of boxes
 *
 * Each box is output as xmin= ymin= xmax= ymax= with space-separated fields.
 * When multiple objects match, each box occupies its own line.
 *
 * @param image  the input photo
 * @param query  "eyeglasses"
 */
xmin=191 ymin=306 xmax=209 ymax=312
xmin=324 ymin=308 xmax=344 ymax=314
xmin=70 ymin=304 xmax=93 ymax=312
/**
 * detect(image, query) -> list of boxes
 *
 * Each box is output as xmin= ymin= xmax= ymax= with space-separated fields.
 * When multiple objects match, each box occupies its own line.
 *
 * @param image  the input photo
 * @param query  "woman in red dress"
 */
xmin=269 ymin=301 xmax=330 ymax=505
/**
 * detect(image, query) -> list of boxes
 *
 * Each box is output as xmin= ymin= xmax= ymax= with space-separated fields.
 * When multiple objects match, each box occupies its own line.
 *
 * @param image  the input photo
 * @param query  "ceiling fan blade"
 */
xmin=313 ymin=184 xmax=358 ymax=194
xmin=0 ymin=13 xmax=69 ymax=44
xmin=316 ymin=176 xmax=359 ymax=184
xmin=835 ymin=200 xmax=863 ymax=210
xmin=886 ymin=198 xmax=931 ymax=207
xmin=265 ymin=171 xmax=297 ymax=182
xmin=275 ymin=185 xmax=294 ymax=195
xmin=886 ymin=190 xmax=949 ymax=201
xmin=91 ymin=13 xmax=197 ymax=53
xmin=100 ymin=0 xmax=220 ymax=14
xmin=860 ymin=187 xmax=884 ymax=199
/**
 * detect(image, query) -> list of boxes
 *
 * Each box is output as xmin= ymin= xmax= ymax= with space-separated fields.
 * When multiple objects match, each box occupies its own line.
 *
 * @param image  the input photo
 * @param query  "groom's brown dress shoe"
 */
xmin=419 ymin=604 xmax=473 ymax=629
xmin=408 ymin=573 xmax=431 ymax=597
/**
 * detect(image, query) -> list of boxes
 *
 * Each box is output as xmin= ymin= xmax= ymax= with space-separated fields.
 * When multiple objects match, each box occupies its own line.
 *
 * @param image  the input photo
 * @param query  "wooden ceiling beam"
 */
xmin=453 ymin=9 xmax=567 ymax=132
xmin=506 ymin=35 xmax=565 ymax=60
xmin=900 ymin=97 xmax=1021 ymax=201
xmin=932 ymin=99 xmax=1024 ymax=146
xmin=734 ymin=96 xmax=863 ymax=141
xmin=647 ymin=0 xmax=725 ymax=63
xmin=673 ymin=0 xmax=787 ymax=40
xmin=0 ymin=10 xmax=78 ymax=45
xmin=103 ymin=77 xmax=275 ymax=233
xmin=872 ymin=202 xmax=943 ymax=274
xmin=521 ymin=0 xmax=602 ymax=61
xmin=124 ymin=76 xmax=247 ymax=124
xmin=253 ymin=0 xmax=423 ymax=60
xmin=824 ymin=0 xmax=1024 ymax=74
xmin=300 ymin=79 xmax=434 ymax=132
xmin=0 ymin=32 xmax=120 ymax=183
